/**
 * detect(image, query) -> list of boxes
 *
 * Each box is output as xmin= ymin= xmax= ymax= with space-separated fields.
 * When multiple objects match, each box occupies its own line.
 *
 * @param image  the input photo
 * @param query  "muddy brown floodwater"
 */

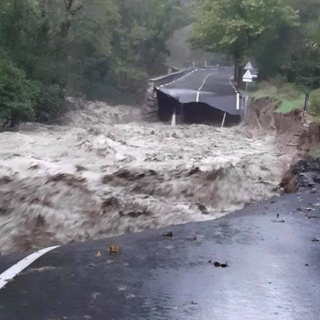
xmin=0 ymin=101 xmax=294 ymax=255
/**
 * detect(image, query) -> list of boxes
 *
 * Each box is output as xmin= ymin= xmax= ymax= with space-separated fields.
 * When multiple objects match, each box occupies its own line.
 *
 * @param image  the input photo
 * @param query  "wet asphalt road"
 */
xmin=158 ymin=67 xmax=240 ymax=115
xmin=0 ymin=186 xmax=320 ymax=319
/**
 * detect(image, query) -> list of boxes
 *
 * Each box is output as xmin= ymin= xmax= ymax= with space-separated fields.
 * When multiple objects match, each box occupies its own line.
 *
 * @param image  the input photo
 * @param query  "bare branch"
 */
xmin=70 ymin=5 xmax=84 ymax=16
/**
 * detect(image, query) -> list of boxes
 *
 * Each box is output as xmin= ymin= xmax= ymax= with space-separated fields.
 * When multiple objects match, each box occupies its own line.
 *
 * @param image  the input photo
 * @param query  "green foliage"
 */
xmin=80 ymin=0 xmax=185 ymax=102
xmin=192 ymin=0 xmax=296 ymax=51
xmin=255 ymin=0 xmax=320 ymax=85
xmin=251 ymin=80 xmax=305 ymax=114
xmin=83 ymin=57 xmax=148 ymax=103
xmin=286 ymin=19 xmax=320 ymax=89
xmin=190 ymin=0 xmax=320 ymax=96
xmin=191 ymin=0 xmax=299 ymax=84
xmin=111 ymin=0 xmax=184 ymax=76
xmin=276 ymin=99 xmax=305 ymax=114
xmin=0 ymin=56 xmax=38 ymax=126
xmin=308 ymin=147 xmax=320 ymax=159
xmin=310 ymin=89 xmax=320 ymax=115
xmin=36 ymin=84 xmax=66 ymax=122
xmin=0 ymin=0 xmax=185 ymax=124
xmin=105 ymin=62 xmax=148 ymax=103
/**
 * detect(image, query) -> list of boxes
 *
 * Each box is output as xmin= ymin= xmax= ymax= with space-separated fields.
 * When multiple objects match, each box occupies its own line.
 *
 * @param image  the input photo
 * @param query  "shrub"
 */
xmin=269 ymin=74 xmax=287 ymax=89
xmin=36 ymin=84 xmax=66 ymax=122
xmin=0 ymin=57 xmax=39 ymax=127
xmin=278 ymin=83 xmax=301 ymax=100
xmin=83 ymin=58 xmax=148 ymax=103
xmin=310 ymin=89 xmax=320 ymax=115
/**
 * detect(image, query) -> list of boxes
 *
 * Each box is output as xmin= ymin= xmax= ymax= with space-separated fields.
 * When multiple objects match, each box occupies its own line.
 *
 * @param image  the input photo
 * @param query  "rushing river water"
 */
xmin=0 ymin=101 xmax=293 ymax=254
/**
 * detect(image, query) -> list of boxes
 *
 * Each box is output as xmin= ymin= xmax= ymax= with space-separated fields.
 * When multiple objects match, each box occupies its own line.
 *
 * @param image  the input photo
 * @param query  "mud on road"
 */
xmin=0 ymin=101 xmax=294 ymax=255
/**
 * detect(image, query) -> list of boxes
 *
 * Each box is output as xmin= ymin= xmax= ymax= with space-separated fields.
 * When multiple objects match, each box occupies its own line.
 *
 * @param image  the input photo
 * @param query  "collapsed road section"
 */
xmin=155 ymin=66 xmax=241 ymax=125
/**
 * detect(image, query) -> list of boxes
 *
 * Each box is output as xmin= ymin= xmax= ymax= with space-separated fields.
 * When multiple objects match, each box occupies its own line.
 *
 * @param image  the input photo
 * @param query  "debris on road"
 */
xmin=208 ymin=261 xmax=229 ymax=268
xmin=163 ymin=232 xmax=173 ymax=238
xmin=272 ymin=219 xmax=286 ymax=223
xmin=213 ymin=261 xmax=229 ymax=268
xmin=109 ymin=245 xmax=120 ymax=254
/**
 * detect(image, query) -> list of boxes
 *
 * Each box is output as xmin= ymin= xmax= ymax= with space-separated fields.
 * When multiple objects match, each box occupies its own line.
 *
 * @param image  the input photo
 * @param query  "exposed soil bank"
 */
xmin=298 ymin=121 xmax=320 ymax=153
xmin=0 ymin=99 xmax=295 ymax=255
xmin=245 ymin=98 xmax=313 ymax=156
xmin=245 ymin=98 xmax=306 ymax=135
xmin=246 ymin=97 xmax=320 ymax=194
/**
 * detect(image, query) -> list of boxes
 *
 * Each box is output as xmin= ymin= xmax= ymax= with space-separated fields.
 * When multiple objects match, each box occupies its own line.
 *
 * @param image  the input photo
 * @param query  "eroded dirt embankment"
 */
xmin=245 ymin=96 xmax=320 ymax=194
xmin=245 ymin=98 xmax=309 ymax=153
xmin=245 ymin=98 xmax=306 ymax=134
xmin=0 ymin=100 xmax=295 ymax=255
xmin=298 ymin=121 xmax=320 ymax=153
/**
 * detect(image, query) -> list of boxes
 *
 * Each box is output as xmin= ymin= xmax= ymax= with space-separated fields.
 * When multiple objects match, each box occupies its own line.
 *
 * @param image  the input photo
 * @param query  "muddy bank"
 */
xmin=298 ymin=121 xmax=320 ymax=154
xmin=244 ymin=98 xmax=276 ymax=130
xmin=245 ymin=98 xmax=310 ymax=156
xmin=0 ymin=100 xmax=294 ymax=255
xmin=246 ymin=97 xmax=320 ymax=160
xmin=245 ymin=98 xmax=306 ymax=134
xmin=245 ymin=97 xmax=320 ymax=194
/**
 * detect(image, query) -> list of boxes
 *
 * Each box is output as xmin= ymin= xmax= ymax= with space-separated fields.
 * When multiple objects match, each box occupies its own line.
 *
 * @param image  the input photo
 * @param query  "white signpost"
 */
xmin=243 ymin=70 xmax=253 ymax=83
xmin=243 ymin=69 xmax=253 ymax=95
xmin=242 ymin=62 xmax=257 ymax=122
xmin=244 ymin=61 xmax=254 ymax=71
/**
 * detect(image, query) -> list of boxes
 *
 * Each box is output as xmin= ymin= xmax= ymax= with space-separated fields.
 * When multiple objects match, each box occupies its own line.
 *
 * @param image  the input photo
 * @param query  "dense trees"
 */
xmin=2 ymin=0 xmax=320 ymax=126
xmin=284 ymin=1 xmax=320 ymax=90
xmin=191 ymin=0 xmax=320 ymax=92
xmin=0 ymin=0 xmax=184 ymax=126
xmin=0 ymin=57 xmax=38 ymax=126
xmin=191 ymin=0 xmax=298 ymax=86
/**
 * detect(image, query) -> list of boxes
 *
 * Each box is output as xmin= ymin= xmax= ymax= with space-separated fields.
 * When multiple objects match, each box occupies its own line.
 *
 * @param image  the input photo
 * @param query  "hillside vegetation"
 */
xmin=192 ymin=0 xmax=320 ymax=104
xmin=0 ymin=0 xmax=186 ymax=126
xmin=1 ymin=0 xmax=320 ymax=126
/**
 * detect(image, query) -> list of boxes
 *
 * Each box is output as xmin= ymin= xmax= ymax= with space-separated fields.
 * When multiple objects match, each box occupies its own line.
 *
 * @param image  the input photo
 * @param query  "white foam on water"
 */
xmin=0 ymin=100 xmax=293 ymax=255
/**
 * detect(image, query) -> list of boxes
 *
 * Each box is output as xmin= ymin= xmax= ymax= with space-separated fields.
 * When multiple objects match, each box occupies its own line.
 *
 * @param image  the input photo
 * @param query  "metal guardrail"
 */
xmin=148 ymin=67 xmax=195 ymax=88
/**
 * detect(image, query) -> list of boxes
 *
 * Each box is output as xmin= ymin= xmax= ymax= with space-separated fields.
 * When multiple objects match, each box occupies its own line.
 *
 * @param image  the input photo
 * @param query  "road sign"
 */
xmin=244 ymin=61 xmax=254 ymax=71
xmin=243 ymin=70 xmax=253 ymax=83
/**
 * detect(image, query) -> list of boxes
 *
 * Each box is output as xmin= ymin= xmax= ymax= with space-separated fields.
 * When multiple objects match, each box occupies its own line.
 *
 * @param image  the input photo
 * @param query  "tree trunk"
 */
xmin=10 ymin=113 xmax=20 ymax=128
xmin=60 ymin=0 xmax=84 ymax=38
xmin=234 ymin=53 xmax=245 ymax=90
xmin=238 ymin=67 xmax=244 ymax=90
xmin=234 ymin=56 xmax=239 ymax=81
xmin=60 ymin=19 xmax=72 ymax=38
xmin=234 ymin=55 xmax=241 ymax=89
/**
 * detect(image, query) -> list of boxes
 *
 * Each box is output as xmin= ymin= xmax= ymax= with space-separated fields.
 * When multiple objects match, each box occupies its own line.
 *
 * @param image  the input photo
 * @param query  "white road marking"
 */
xmin=0 ymin=246 xmax=60 ymax=290
xmin=159 ymin=67 xmax=220 ymax=105
xmin=196 ymin=91 xmax=200 ymax=102
xmin=236 ymin=92 xmax=240 ymax=110
xmin=229 ymin=76 xmax=240 ymax=111
xmin=161 ymin=69 xmax=196 ymax=88
xmin=160 ymin=67 xmax=216 ymax=89
xmin=198 ymin=72 xmax=218 ymax=91
xmin=196 ymin=71 xmax=218 ymax=103
xmin=229 ymin=76 xmax=238 ymax=92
